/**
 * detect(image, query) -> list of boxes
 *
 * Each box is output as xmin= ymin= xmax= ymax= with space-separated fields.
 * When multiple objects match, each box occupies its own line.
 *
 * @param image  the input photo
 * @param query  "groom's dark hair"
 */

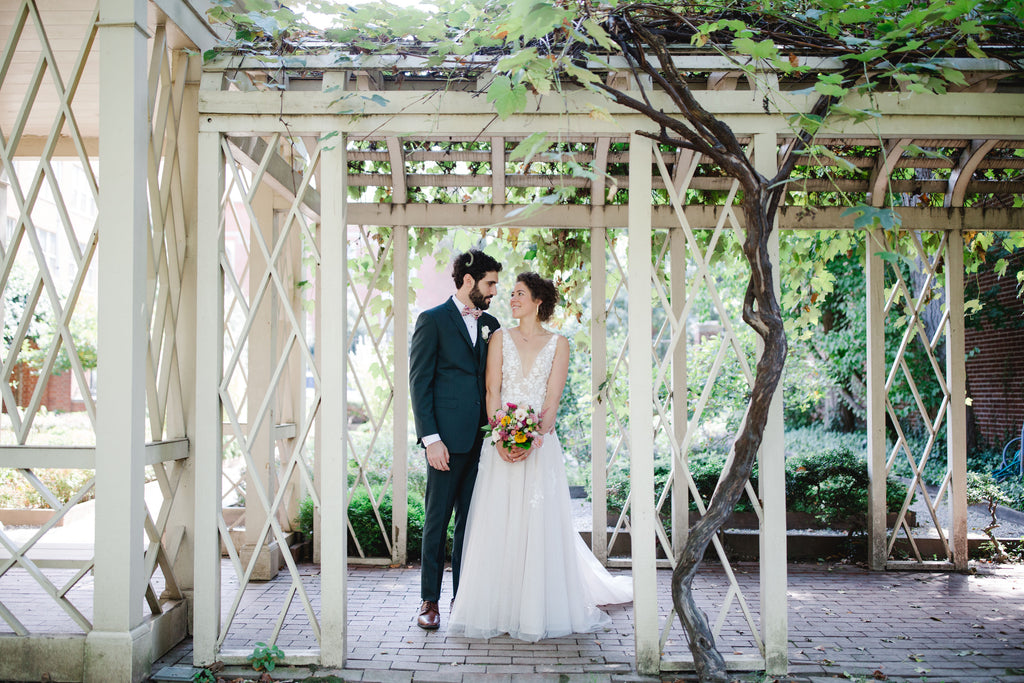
xmin=452 ymin=249 xmax=502 ymax=288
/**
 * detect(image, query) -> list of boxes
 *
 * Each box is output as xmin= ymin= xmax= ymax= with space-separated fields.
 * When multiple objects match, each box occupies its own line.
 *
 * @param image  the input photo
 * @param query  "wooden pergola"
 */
xmin=1 ymin=1 xmax=1022 ymax=681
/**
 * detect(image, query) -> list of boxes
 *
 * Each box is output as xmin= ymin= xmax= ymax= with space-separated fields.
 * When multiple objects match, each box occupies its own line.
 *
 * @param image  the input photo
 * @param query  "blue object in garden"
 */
xmin=995 ymin=421 xmax=1024 ymax=481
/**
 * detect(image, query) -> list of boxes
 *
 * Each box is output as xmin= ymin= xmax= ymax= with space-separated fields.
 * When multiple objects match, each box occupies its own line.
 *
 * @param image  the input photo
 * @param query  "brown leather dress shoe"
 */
xmin=417 ymin=600 xmax=440 ymax=630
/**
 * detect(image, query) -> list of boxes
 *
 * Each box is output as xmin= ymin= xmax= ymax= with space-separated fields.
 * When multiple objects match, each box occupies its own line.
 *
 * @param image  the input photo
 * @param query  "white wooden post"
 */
xmin=670 ymin=226 xmax=688 ymax=555
xmin=628 ymin=133 xmax=659 ymax=675
xmin=945 ymin=229 xmax=968 ymax=570
xmin=865 ymin=230 xmax=888 ymax=570
xmin=85 ymin=1 xmax=150 ymax=680
xmin=393 ymin=226 xmax=410 ymax=564
xmin=193 ymin=126 xmax=225 ymax=665
xmin=280 ymin=202 xmax=304 ymax=540
xmin=242 ymin=188 xmax=281 ymax=580
xmin=590 ymin=227 xmax=608 ymax=564
xmin=752 ymin=132 xmax=787 ymax=675
xmin=163 ymin=53 xmax=201 ymax=604
xmin=320 ymin=133 xmax=348 ymax=666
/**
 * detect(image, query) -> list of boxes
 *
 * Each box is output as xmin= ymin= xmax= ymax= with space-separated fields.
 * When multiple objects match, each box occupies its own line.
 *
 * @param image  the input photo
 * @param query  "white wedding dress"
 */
xmin=448 ymin=330 xmax=632 ymax=641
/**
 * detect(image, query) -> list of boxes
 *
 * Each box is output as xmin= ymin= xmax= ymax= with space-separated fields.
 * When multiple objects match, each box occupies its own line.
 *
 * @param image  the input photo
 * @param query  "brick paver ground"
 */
xmin=143 ymin=561 xmax=1024 ymax=683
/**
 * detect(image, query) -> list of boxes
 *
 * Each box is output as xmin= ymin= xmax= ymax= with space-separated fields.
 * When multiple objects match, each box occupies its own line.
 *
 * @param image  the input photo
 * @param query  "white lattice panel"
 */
xmin=215 ymin=133 xmax=322 ymax=654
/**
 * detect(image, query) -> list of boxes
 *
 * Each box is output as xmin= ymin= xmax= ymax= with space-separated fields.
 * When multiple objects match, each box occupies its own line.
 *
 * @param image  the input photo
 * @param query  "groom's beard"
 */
xmin=468 ymin=282 xmax=493 ymax=310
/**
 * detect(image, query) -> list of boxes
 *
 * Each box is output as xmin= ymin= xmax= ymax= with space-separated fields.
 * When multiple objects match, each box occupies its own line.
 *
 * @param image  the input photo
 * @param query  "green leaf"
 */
xmin=838 ymin=7 xmax=876 ymax=23
xmin=203 ymin=49 xmax=219 ymax=63
xmin=733 ymin=37 xmax=777 ymax=60
xmin=941 ymin=67 xmax=968 ymax=86
xmin=814 ymin=80 xmax=848 ymax=98
xmin=486 ymin=75 xmax=527 ymax=120
xmin=839 ymin=47 xmax=887 ymax=63
xmin=842 ymin=206 xmax=903 ymax=231
xmin=965 ymin=37 xmax=987 ymax=59
xmin=903 ymin=144 xmax=948 ymax=160
xmin=582 ymin=18 xmax=616 ymax=50
xmin=497 ymin=46 xmax=539 ymax=73
xmin=564 ymin=62 xmax=600 ymax=87
xmin=509 ymin=131 xmax=550 ymax=163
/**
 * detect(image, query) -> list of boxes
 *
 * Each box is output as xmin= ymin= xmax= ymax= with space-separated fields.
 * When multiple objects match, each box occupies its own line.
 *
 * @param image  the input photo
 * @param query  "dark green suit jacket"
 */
xmin=409 ymin=298 xmax=500 ymax=454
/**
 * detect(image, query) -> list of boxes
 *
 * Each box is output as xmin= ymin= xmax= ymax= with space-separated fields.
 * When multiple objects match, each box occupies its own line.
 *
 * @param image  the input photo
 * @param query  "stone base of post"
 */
xmin=84 ymin=624 xmax=151 ymax=683
xmin=240 ymin=540 xmax=283 ymax=581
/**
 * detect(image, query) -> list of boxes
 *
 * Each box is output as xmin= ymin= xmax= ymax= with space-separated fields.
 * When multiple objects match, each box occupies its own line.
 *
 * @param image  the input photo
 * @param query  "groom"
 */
xmin=409 ymin=249 xmax=502 ymax=630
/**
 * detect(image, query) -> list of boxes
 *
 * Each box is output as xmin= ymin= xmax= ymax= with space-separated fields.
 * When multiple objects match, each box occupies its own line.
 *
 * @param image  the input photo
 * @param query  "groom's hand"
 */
xmin=426 ymin=441 xmax=450 ymax=471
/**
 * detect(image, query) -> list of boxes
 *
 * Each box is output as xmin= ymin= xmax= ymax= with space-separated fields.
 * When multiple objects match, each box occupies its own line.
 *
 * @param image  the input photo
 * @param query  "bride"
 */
xmin=449 ymin=272 xmax=632 ymax=642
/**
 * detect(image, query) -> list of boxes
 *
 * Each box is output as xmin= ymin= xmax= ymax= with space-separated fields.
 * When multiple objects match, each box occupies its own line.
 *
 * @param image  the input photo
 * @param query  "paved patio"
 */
xmin=147 ymin=561 xmax=1024 ymax=683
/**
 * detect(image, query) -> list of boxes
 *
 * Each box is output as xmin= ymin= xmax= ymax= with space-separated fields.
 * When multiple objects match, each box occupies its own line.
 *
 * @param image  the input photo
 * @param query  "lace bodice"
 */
xmin=500 ymin=329 xmax=558 ymax=411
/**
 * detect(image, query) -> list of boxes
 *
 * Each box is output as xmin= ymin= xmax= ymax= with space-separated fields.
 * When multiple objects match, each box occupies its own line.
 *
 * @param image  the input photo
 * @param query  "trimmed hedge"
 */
xmin=607 ymin=446 xmax=908 ymax=531
xmin=347 ymin=489 xmax=425 ymax=561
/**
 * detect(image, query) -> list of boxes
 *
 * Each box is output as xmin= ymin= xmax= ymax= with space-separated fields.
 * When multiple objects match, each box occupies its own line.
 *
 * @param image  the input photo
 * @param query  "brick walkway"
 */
xmin=147 ymin=561 xmax=1024 ymax=683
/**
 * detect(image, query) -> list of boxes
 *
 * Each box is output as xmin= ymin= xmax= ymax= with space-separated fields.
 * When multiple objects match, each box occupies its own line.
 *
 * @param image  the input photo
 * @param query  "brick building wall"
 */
xmin=965 ymin=252 xmax=1024 ymax=449
xmin=5 ymin=363 xmax=79 ymax=413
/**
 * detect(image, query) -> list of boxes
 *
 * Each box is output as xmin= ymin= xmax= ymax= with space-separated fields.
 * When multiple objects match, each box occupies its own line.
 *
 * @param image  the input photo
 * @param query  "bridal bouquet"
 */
xmin=482 ymin=402 xmax=543 ymax=451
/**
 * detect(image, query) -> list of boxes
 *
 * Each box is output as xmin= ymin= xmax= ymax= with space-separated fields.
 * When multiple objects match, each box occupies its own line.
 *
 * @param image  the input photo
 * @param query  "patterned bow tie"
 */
xmin=462 ymin=306 xmax=482 ymax=320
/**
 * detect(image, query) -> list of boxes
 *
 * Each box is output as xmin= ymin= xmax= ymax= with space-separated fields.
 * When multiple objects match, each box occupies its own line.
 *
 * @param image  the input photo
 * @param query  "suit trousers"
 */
xmin=420 ymin=427 xmax=484 ymax=603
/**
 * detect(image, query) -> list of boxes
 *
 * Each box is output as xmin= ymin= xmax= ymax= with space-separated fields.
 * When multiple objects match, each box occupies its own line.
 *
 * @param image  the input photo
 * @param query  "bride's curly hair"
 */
xmin=516 ymin=272 xmax=559 ymax=323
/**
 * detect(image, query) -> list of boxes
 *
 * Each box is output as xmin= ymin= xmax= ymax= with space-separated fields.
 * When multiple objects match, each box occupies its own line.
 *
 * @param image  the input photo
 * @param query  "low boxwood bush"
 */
xmin=606 ymin=446 xmax=908 ymax=531
xmin=787 ymin=448 xmax=906 ymax=529
xmin=347 ymin=488 xmax=425 ymax=561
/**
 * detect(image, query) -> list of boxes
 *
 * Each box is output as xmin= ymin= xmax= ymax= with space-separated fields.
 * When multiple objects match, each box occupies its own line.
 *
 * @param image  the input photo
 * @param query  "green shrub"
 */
xmin=997 ymin=478 xmax=1024 ymax=512
xmin=606 ymin=444 xmax=907 ymax=531
xmin=295 ymin=495 xmax=315 ymax=536
xmin=347 ymin=488 xmax=425 ymax=561
xmin=687 ymin=454 xmax=758 ymax=513
xmin=784 ymin=425 xmax=866 ymax=460
xmin=787 ymin=447 xmax=906 ymax=529
xmin=0 ymin=468 xmax=94 ymax=509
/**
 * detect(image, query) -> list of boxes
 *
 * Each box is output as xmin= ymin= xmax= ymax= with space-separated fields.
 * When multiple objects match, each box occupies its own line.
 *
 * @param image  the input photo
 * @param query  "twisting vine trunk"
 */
xmin=594 ymin=4 xmax=856 ymax=679
xmin=670 ymin=196 xmax=787 ymax=681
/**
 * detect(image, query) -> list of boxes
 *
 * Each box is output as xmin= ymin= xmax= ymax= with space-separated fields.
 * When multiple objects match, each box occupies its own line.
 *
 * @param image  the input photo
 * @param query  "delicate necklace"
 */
xmin=517 ymin=326 xmax=540 ymax=341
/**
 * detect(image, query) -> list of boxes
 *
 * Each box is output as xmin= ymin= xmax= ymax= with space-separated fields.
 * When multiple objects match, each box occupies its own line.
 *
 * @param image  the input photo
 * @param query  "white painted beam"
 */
xmin=868 ymin=138 xmax=913 ymax=207
xmin=151 ymin=0 xmax=222 ymax=51
xmin=86 ymin=1 xmax=150 ymax=680
xmin=865 ymin=230 xmax=888 ymax=571
xmin=192 ymin=129 xmax=224 ymax=666
xmin=320 ymin=134 xmax=349 ymax=668
xmin=628 ymin=133 xmax=659 ymax=675
xmin=752 ymin=132 xmax=787 ymax=676
xmin=590 ymin=227 xmax=608 ymax=564
xmin=945 ymin=230 xmax=969 ymax=570
xmin=392 ymin=227 xmax=409 ymax=564
xmin=198 ymin=89 xmax=1024 ymax=137
xmin=946 ymin=139 xmax=999 ymax=208
xmin=343 ymin=203 xmax=1024 ymax=231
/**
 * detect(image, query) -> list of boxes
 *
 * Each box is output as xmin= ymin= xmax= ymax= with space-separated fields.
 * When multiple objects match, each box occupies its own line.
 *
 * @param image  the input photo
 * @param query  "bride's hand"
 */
xmin=497 ymin=443 xmax=515 ymax=463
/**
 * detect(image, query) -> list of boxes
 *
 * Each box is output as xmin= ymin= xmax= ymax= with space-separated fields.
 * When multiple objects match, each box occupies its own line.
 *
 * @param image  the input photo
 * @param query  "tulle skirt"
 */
xmin=448 ymin=432 xmax=632 ymax=641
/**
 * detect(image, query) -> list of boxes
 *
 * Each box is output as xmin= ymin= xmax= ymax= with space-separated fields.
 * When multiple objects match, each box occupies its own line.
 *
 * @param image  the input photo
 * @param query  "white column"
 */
xmin=242 ymin=188 xmax=281 ymax=580
xmin=752 ymin=132 xmax=787 ymax=675
xmin=628 ymin=133 xmax=659 ymax=675
xmin=85 ymin=1 xmax=150 ymax=680
xmin=590 ymin=227 xmax=608 ymax=564
xmin=193 ymin=128 xmax=224 ymax=665
xmin=164 ymin=53 xmax=201 ymax=607
xmin=320 ymin=134 xmax=348 ymax=667
xmin=670 ymin=226 xmax=688 ymax=555
xmin=393 ymin=227 xmax=409 ymax=564
xmin=945 ymin=230 xmax=968 ymax=570
xmin=865 ymin=230 xmax=888 ymax=570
